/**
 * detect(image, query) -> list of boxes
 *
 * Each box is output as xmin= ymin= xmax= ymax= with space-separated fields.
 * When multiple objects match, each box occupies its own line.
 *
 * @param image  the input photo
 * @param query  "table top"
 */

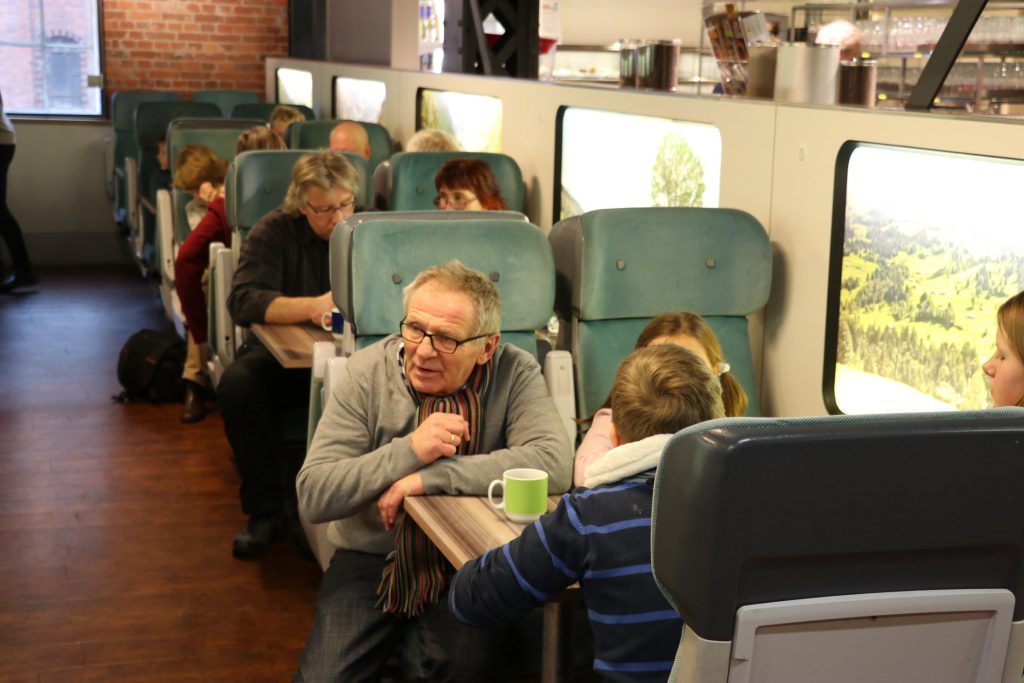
xmin=404 ymin=495 xmax=560 ymax=570
xmin=250 ymin=322 xmax=334 ymax=369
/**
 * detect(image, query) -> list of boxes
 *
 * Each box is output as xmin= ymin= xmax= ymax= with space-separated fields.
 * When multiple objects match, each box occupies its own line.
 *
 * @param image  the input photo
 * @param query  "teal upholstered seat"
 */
xmin=329 ymin=212 xmax=550 ymax=356
xmin=229 ymin=102 xmax=316 ymax=123
xmin=110 ymin=91 xmax=181 ymax=224
xmin=549 ymin=207 xmax=772 ymax=418
xmin=133 ymin=101 xmax=222 ymax=273
xmin=193 ymin=89 xmax=262 ymax=116
xmin=226 ymin=149 xmax=371 ymax=243
xmin=288 ymin=119 xmax=393 ymax=180
xmin=386 ymin=151 xmax=525 ymax=213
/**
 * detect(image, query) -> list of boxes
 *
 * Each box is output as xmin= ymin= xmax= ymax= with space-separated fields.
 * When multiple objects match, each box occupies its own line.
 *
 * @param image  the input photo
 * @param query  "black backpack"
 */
xmin=113 ymin=329 xmax=187 ymax=403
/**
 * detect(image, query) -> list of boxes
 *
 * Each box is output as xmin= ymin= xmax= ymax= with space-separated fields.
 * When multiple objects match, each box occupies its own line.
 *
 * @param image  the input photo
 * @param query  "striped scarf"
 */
xmin=376 ymin=353 xmax=493 ymax=616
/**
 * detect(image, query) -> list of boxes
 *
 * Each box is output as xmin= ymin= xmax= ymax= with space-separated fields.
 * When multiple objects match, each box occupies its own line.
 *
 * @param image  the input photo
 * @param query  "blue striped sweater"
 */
xmin=449 ymin=436 xmax=682 ymax=682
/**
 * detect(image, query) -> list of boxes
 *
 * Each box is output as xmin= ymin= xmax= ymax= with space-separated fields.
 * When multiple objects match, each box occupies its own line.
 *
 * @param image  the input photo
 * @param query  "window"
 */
xmin=416 ymin=88 xmax=502 ymax=152
xmin=276 ymin=68 xmax=313 ymax=109
xmin=333 ymin=77 xmax=386 ymax=123
xmin=556 ymin=107 xmax=721 ymax=221
xmin=0 ymin=0 xmax=103 ymax=116
xmin=824 ymin=142 xmax=1024 ymax=414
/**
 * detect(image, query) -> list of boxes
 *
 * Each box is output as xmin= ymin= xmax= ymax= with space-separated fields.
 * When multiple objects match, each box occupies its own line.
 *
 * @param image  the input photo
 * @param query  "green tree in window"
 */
xmin=650 ymin=132 xmax=706 ymax=207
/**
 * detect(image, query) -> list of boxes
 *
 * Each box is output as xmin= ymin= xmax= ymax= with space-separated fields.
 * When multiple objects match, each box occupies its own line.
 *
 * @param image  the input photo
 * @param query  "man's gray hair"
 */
xmin=402 ymin=260 xmax=501 ymax=337
xmin=282 ymin=150 xmax=360 ymax=215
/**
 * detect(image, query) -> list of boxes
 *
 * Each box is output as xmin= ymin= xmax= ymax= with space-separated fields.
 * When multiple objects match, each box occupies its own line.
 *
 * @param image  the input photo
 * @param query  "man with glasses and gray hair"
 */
xmin=221 ymin=150 xmax=359 ymax=558
xmin=294 ymin=260 xmax=571 ymax=682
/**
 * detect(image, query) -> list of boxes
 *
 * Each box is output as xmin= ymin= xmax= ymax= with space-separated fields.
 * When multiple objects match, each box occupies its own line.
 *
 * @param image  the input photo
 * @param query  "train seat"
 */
xmin=229 ymin=102 xmax=316 ymax=123
xmin=192 ymin=89 xmax=262 ymax=117
xmin=110 ymin=90 xmax=181 ymax=226
xmin=156 ymin=118 xmax=267 ymax=330
xmin=131 ymin=101 xmax=222 ymax=275
xmin=651 ymin=409 xmax=1024 ymax=683
xmin=382 ymin=151 xmax=525 ymax=213
xmin=548 ymin=207 xmax=772 ymax=425
xmin=288 ymin=119 xmax=394 ymax=182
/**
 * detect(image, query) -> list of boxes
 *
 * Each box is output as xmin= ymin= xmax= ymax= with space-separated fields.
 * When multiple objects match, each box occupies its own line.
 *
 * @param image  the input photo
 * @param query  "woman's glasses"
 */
xmin=433 ymin=191 xmax=478 ymax=210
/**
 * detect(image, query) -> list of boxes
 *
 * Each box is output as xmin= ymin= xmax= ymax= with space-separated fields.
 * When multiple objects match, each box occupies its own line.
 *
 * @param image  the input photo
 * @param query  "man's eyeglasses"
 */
xmin=306 ymin=198 xmax=356 ymax=215
xmin=433 ymin=192 xmax=478 ymax=210
xmin=400 ymin=320 xmax=490 ymax=354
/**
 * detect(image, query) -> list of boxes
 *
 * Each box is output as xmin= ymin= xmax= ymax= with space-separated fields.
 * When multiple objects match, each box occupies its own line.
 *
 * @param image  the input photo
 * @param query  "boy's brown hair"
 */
xmin=610 ymin=345 xmax=725 ymax=444
xmin=269 ymin=105 xmax=305 ymax=127
xmin=172 ymin=144 xmax=227 ymax=192
xmin=236 ymin=125 xmax=287 ymax=154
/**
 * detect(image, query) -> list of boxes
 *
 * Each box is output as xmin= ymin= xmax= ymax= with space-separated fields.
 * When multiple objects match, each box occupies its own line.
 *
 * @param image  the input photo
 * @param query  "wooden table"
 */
xmin=250 ymin=322 xmax=333 ymax=369
xmin=404 ymin=495 xmax=575 ymax=683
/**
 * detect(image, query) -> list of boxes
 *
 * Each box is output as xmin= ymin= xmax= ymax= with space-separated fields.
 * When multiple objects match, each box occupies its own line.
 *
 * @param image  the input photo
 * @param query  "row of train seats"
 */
xmin=297 ymin=206 xmax=773 ymax=568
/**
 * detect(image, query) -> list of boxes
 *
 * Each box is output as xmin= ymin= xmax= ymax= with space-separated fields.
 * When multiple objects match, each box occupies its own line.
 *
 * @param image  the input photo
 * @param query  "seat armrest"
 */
xmin=543 ymin=350 xmax=578 ymax=447
xmin=125 ymin=156 xmax=139 ymax=233
xmin=156 ymin=189 xmax=174 ymax=286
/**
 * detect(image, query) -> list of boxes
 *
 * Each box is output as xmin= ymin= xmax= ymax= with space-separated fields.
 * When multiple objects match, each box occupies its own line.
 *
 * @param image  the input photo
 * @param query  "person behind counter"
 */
xmin=449 ymin=344 xmax=725 ymax=681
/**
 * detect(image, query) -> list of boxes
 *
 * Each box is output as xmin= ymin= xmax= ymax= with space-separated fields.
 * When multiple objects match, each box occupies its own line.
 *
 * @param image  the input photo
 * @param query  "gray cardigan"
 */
xmin=298 ymin=335 xmax=572 ymax=555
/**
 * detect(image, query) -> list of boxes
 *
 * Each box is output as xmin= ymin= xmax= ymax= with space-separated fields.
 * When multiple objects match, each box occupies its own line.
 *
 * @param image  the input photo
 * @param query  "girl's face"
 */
xmin=646 ymin=333 xmax=713 ymax=370
xmin=982 ymin=327 xmax=1024 ymax=407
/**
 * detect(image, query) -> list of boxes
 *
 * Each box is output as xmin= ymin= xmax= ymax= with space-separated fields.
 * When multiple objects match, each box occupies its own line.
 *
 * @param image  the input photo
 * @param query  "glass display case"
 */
xmin=552 ymin=44 xmax=719 ymax=94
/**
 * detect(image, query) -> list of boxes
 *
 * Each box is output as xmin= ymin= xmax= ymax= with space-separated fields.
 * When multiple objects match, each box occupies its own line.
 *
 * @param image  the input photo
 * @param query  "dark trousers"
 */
xmin=0 ymin=144 xmax=31 ymax=275
xmin=294 ymin=550 xmax=503 ymax=683
xmin=218 ymin=346 xmax=310 ymax=517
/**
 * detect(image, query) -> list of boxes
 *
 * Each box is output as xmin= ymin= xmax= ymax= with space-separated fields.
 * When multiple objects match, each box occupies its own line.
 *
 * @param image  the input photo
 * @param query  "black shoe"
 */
xmin=232 ymin=514 xmax=286 ymax=558
xmin=180 ymin=381 xmax=207 ymax=423
xmin=0 ymin=270 xmax=39 ymax=293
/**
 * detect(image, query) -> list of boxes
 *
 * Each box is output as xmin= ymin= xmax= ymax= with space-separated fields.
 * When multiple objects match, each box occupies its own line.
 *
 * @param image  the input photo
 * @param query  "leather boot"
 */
xmin=180 ymin=381 xmax=207 ymax=423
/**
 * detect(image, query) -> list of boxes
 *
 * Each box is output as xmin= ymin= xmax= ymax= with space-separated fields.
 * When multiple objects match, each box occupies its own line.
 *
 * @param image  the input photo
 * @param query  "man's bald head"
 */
xmin=329 ymin=121 xmax=371 ymax=160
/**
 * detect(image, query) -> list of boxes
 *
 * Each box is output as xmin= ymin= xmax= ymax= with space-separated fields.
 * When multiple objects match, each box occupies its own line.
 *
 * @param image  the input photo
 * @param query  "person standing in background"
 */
xmin=0 ymin=88 xmax=37 ymax=293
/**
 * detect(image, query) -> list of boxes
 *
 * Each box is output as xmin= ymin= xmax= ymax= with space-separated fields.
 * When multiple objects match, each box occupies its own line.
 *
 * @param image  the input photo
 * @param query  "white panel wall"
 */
xmin=7 ymin=119 xmax=126 ymax=265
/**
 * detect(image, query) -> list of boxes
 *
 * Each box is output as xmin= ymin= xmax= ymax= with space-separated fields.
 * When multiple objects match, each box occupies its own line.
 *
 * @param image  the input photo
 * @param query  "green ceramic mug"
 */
xmin=487 ymin=468 xmax=548 ymax=523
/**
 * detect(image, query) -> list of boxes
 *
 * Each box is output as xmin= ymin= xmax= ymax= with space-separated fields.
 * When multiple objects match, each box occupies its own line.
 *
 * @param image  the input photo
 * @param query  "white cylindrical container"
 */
xmin=774 ymin=43 xmax=840 ymax=105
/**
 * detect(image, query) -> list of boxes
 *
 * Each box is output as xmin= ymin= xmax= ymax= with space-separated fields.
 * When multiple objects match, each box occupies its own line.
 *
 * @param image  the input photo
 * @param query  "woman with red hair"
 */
xmin=433 ymin=158 xmax=507 ymax=211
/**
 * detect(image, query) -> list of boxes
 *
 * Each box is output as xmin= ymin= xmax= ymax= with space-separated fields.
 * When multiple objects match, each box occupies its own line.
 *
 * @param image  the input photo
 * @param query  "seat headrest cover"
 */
xmin=112 ymin=91 xmax=181 ymax=131
xmin=553 ymin=207 xmax=771 ymax=319
xmin=289 ymin=120 xmax=393 ymax=173
xmin=651 ymin=407 xmax=1024 ymax=641
xmin=339 ymin=218 xmax=553 ymax=336
xmin=193 ymin=90 xmax=261 ymax=116
xmin=388 ymin=151 xmax=525 ymax=213
xmin=227 ymin=150 xmax=368 ymax=231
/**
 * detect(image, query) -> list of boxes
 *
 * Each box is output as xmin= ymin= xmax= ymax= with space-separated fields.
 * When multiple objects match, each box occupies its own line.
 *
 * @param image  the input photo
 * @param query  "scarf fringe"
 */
xmin=376 ymin=513 xmax=449 ymax=616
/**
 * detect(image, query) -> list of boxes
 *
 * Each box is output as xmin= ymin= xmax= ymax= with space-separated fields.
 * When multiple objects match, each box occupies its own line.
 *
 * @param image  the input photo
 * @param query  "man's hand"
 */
xmin=378 ymin=473 xmax=425 ymax=531
xmin=410 ymin=413 xmax=470 ymax=465
xmin=309 ymin=291 xmax=335 ymax=326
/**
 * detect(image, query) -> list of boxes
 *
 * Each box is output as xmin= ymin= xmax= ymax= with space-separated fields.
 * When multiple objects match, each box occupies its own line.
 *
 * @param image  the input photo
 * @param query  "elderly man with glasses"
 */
xmin=294 ymin=260 xmax=571 ymax=682
xmin=220 ymin=150 xmax=360 ymax=558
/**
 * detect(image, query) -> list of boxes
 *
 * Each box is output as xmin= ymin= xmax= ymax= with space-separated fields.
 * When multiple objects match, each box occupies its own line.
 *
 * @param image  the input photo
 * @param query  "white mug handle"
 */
xmin=487 ymin=479 xmax=505 ymax=510
xmin=320 ymin=310 xmax=332 ymax=331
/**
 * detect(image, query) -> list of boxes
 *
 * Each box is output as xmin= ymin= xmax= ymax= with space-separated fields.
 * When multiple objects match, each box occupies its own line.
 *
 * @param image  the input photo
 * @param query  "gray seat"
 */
xmin=288 ymin=119 xmax=394 ymax=180
xmin=229 ymin=102 xmax=316 ymax=122
xmin=652 ymin=408 xmax=1024 ymax=683
xmin=193 ymin=89 xmax=262 ymax=116
xmin=110 ymin=90 xmax=181 ymax=225
xmin=549 ymin=207 xmax=772 ymax=421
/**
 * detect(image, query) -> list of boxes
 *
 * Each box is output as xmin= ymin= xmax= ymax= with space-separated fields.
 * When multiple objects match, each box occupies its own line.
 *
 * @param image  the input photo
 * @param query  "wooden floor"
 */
xmin=0 ymin=267 xmax=321 ymax=682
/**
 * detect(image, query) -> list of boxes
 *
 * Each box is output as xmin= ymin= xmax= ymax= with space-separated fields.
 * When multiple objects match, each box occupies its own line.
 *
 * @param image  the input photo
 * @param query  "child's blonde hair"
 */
xmin=269 ymin=105 xmax=305 ymax=128
xmin=610 ymin=345 xmax=724 ymax=444
xmin=172 ymin=144 xmax=227 ymax=192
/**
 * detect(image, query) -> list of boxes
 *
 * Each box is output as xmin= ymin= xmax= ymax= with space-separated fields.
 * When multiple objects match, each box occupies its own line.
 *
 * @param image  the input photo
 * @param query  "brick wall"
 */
xmin=103 ymin=0 xmax=289 ymax=102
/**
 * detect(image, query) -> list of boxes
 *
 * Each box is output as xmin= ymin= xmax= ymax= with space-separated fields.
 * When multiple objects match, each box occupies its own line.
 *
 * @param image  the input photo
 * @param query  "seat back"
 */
xmin=329 ymin=213 xmax=550 ymax=355
xmin=226 ymin=150 xmax=370 ymax=243
xmin=207 ymin=241 xmax=236 ymax=385
xmin=386 ymin=151 xmax=525 ymax=213
xmin=110 ymin=91 xmax=181 ymax=223
xmin=229 ymin=102 xmax=316 ymax=123
xmin=289 ymin=119 xmax=394 ymax=179
xmin=651 ymin=409 xmax=1024 ymax=683
xmin=193 ymin=89 xmax=262 ymax=116
xmin=549 ymin=207 xmax=771 ymax=419
xmin=134 ymin=101 xmax=222 ymax=205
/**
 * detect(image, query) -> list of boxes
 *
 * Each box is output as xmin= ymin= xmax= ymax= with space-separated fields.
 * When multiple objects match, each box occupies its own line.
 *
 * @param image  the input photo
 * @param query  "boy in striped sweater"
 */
xmin=449 ymin=344 xmax=725 ymax=681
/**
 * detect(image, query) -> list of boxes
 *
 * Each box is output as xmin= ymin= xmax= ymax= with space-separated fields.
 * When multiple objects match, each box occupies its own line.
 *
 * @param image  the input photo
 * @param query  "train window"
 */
xmin=276 ymin=68 xmax=313 ymax=109
xmin=416 ymin=88 xmax=502 ymax=152
xmin=555 ymin=107 xmax=721 ymax=221
xmin=1 ymin=0 xmax=103 ymax=116
xmin=332 ymin=77 xmax=386 ymax=123
xmin=824 ymin=142 xmax=1024 ymax=414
